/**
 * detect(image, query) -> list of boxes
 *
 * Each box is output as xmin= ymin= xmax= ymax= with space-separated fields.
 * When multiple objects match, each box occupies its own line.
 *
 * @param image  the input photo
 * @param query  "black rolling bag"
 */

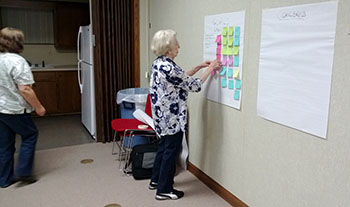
xmin=130 ymin=141 xmax=158 ymax=180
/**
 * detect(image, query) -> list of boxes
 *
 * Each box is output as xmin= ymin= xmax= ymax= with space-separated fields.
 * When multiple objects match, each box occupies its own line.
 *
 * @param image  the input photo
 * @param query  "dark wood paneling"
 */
xmin=0 ymin=0 xmax=55 ymax=10
xmin=187 ymin=162 xmax=249 ymax=207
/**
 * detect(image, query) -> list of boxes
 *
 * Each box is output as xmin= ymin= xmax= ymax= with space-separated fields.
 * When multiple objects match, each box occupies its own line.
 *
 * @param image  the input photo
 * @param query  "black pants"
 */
xmin=151 ymin=131 xmax=183 ymax=193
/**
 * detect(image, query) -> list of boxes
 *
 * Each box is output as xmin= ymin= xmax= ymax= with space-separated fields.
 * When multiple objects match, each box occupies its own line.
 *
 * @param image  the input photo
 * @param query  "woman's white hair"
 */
xmin=151 ymin=29 xmax=177 ymax=56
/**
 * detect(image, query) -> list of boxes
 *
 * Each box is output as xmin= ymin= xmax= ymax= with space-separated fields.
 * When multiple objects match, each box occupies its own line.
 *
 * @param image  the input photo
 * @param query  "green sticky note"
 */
xmin=234 ymin=26 xmax=240 ymax=36
xmin=234 ymin=36 xmax=240 ymax=46
xmin=221 ymin=78 xmax=227 ymax=88
xmin=228 ymin=80 xmax=234 ymax=89
xmin=227 ymin=68 xmax=233 ymax=78
xmin=235 ymin=79 xmax=241 ymax=89
xmin=227 ymin=47 xmax=234 ymax=55
xmin=233 ymin=56 xmax=239 ymax=66
xmin=222 ymin=27 xmax=228 ymax=36
xmin=228 ymin=37 xmax=234 ymax=47
xmin=222 ymin=37 xmax=227 ymax=45
xmin=234 ymin=90 xmax=240 ymax=100
xmin=233 ymin=46 xmax=239 ymax=55
xmin=221 ymin=46 xmax=227 ymax=55
xmin=220 ymin=67 xmax=227 ymax=76
xmin=229 ymin=27 xmax=234 ymax=36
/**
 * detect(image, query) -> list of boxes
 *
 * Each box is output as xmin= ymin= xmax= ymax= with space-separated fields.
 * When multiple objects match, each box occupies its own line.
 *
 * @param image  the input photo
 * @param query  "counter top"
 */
xmin=31 ymin=65 xmax=78 ymax=72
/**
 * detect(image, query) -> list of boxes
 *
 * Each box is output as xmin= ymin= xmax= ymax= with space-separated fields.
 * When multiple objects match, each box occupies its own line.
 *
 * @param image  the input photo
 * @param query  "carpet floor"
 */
xmin=0 ymin=143 xmax=229 ymax=207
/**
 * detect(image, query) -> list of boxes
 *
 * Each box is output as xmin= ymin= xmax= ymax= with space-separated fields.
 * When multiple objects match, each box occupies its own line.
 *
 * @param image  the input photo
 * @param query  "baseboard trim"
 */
xmin=187 ymin=162 xmax=248 ymax=207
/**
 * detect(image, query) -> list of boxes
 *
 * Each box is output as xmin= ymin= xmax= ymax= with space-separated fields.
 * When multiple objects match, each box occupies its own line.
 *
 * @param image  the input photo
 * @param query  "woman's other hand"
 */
xmin=208 ymin=59 xmax=222 ymax=72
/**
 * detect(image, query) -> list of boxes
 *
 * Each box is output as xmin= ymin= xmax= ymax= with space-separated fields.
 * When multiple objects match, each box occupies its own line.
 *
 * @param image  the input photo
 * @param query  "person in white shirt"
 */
xmin=0 ymin=27 xmax=46 ymax=188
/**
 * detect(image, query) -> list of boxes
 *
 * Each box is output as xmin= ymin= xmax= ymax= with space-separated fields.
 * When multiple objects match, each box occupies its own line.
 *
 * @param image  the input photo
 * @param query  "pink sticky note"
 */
xmin=216 ymin=54 xmax=221 ymax=60
xmin=228 ymin=56 xmax=234 ymax=66
xmin=216 ymin=35 xmax=221 ymax=44
xmin=216 ymin=45 xmax=222 ymax=55
xmin=222 ymin=55 xmax=227 ymax=65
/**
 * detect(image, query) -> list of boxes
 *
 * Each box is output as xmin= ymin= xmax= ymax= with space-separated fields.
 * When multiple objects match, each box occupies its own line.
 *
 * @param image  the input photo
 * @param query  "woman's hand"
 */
xmin=35 ymin=105 xmax=46 ymax=116
xmin=207 ymin=59 xmax=222 ymax=72
xmin=197 ymin=60 xmax=211 ymax=69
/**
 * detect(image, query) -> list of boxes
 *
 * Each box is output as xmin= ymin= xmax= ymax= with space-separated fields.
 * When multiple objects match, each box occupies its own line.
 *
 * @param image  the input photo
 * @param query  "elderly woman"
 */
xmin=149 ymin=29 xmax=221 ymax=200
xmin=0 ymin=27 xmax=46 ymax=188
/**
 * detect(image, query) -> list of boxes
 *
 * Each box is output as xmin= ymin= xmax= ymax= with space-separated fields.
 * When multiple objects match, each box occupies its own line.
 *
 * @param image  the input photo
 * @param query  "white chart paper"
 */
xmin=203 ymin=11 xmax=245 ymax=110
xmin=257 ymin=1 xmax=338 ymax=138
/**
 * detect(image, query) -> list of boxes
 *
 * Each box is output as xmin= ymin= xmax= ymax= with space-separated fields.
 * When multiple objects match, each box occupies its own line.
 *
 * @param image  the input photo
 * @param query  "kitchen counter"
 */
xmin=31 ymin=65 xmax=78 ymax=72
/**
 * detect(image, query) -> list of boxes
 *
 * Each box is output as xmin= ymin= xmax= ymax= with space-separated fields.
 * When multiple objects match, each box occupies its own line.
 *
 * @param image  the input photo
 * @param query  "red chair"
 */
xmin=111 ymin=94 xmax=157 ymax=172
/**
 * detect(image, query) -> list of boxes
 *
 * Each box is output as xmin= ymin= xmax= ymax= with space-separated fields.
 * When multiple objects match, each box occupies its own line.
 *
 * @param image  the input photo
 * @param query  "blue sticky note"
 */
xmin=220 ymin=67 xmax=227 ymax=76
xmin=234 ymin=26 xmax=240 ymax=36
xmin=235 ymin=79 xmax=241 ymax=89
xmin=227 ymin=68 xmax=233 ymax=78
xmin=233 ymin=56 xmax=239 ymax=66
xmin=234 ymin=36 xmax=240 ymax=46
xmin=228 ymin=80 xmax=234 ymax=89
xmin=234 ymin=90 xmax=240 ymax=100
xmin=221 ymin=78 xmax=227 ymax=88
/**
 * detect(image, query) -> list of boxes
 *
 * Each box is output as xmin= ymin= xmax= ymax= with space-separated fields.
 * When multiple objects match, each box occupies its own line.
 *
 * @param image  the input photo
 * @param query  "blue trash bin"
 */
xmin=117 ymin=88 xmax=150 ymax=147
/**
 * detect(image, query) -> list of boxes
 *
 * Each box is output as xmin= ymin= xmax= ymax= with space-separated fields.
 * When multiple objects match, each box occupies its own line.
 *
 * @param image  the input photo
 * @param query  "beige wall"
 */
xmin=140 ymin=0 xmax=350 ymax=206
xmin=21 ymin=45 xmax=77 ymax=66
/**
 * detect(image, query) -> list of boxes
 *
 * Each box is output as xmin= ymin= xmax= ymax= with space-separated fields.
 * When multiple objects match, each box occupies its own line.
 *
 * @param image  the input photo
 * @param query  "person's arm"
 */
xmin=200 ymin=59 xmax=222 ymax=83
xmin=18 ymin=85 xmax=46 ymax=116
xmin=186 ymin=61 xmax=211 ymax=76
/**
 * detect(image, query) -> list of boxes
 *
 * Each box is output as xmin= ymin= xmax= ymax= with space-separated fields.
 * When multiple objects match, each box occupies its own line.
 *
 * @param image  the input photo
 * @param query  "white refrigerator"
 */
xmin=77 ymin=24 xmax=96 ymax=139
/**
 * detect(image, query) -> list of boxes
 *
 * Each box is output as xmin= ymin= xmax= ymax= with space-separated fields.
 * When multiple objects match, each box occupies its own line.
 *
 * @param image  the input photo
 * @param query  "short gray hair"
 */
xmin=151 ymin=29 xmax=177 ymax=56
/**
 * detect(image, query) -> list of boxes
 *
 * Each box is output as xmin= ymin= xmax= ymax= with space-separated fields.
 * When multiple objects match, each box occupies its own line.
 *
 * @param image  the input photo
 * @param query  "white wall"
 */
xmin=140 ymin=0 xmax=350 ymax=206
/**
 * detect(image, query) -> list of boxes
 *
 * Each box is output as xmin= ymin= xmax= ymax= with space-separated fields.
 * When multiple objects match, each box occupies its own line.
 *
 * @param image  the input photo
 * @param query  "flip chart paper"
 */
xmin=257 ymin=1 xmax=338 ymax=138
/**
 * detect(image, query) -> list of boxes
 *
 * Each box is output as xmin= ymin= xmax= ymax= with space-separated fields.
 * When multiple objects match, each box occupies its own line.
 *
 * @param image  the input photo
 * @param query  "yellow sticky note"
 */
xmin=233 ymin=46 xmax=239 ymax=55
xmin=222 ymin=37 xmax=227 ymax=45
xmin=233 ymin=69 xmax=240 ymax=78
xmin=222 ymin=27 xmax=228 ymax=36
xmin=228 ymin=27 xmax=234 ymax=36
xmin=228 ymin=37 xmax=234 ymax=47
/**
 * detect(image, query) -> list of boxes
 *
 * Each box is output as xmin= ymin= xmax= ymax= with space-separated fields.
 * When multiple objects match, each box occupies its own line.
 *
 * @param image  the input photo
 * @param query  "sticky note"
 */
xmin=234 ymin=36 xmax=240 ymax=46
xmin=228 ymin=37 xmax=234 ymax=47
xmin=220 ymin=67 xmax=227 ymax=76
xmin=227 ymin=47 xmax=234 ymax=56
xmin=216 ymin=54 xmax=221 ymax=60
xmin=222 ymin=55 xmax=227 ymax=65
xmin=233 ymin=69 xmax=240 ymax=78
xmin=227 ymin=68 xmax=233 ymax=78
xmin=233 ymin=46 xmax=239 ymax=55
xmin=216 ymin=45 xmax=222 ymax=55
xmin=221 ymin=78 xmax=227 ymax=88
xmin=222 ymin=37 xmax=227 ymax=45
xmin=222 ymin=27 xmax=228 ymax=36
xmin=233 ymin=56 xmax=239 ymax=66
xmin=216 ymin=35 xmax=221 ymax=44
xmin=235 ymin=26 xmax=240 ymax=36
xmin=235 ymin=79 xmax=241 ymax=89
xmin=228 ymin=56 xmax=234 ymax=66
xmin=228 ymin=27 xmax=234 ymax=36
xmin=234 ymin=90 xmax=240 ymax=100
xmin=228 ymin=80 xmax=234 ymax=89
xmin=221 ymin=46 xmax=227 ymax=55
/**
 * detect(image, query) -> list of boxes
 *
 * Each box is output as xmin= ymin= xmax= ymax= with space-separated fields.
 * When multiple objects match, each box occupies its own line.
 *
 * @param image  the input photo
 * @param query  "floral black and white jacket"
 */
xmin=150 ymin=55 xmax=202 ymax=137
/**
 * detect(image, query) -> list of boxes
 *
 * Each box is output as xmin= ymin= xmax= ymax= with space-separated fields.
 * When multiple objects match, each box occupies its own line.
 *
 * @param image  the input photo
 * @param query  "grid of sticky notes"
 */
xmin=216 ymin=26 xmax=241 ymax=101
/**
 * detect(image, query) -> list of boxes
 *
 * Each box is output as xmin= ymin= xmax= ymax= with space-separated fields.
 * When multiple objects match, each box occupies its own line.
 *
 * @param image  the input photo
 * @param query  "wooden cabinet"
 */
xmin=54 ymin=2 xmax=90 ymax=49
xmin=32 ymin=71 xmax=81 ymax=115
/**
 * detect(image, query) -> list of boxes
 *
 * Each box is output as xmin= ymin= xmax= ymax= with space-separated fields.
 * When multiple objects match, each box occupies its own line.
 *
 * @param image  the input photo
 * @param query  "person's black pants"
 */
xmin=0 ymin=113 xmax=38 ymax=187
xmin=151 ymin=131 xmax=183 ymax=193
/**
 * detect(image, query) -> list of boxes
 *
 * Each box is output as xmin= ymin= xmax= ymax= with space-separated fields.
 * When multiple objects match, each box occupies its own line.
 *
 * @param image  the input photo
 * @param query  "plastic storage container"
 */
xmin=117 ymin=88 xmax=150 ymax=147
xmin=117 ymin=88 xmax=149 ymax=119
